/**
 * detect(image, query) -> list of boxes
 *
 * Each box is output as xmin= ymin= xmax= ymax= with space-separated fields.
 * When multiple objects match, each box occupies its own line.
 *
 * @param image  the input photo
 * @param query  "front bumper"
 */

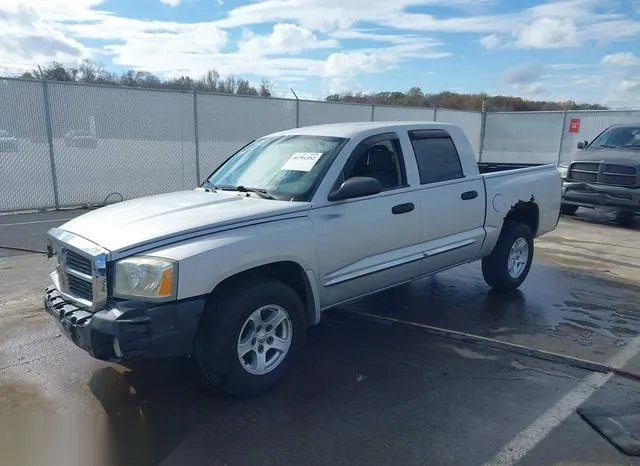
xmin=562 ymin=182 xmax=640 ymax=213
xmin=44 ymin=286 xmax=205 ymax=362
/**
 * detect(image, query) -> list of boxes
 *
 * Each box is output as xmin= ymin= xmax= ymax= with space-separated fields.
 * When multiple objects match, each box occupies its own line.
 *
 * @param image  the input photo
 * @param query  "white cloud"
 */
xmin=605 ymin=77 xmax=640 ymax=107
xmin=516 ymin=17 xmax=579 ymax=49
xmin=602 ymin=52 xmax=640 ymax=67
xmin=479 ymin=34 xmax=500 ymax=49
xmin=503 ymin=63 xmax=544 ymax=85
xmin=238 ymin=23 xmax=338 ymax=56
xmin=330 ymin=29 xmax=427 ymax=44
xmin=0 ymin=4 xmax=90 ymax=69
xmin=618 ymin=78 xmax=640 ymax=93
xmin=105 ymin=23 xmax=228 ymax=74
xmin=501 ymin=63 xmax=548 ymax=97
xmin=160 ymin=0 xmax=182 ymax=6
xmin=323 ymin=41 xmax=450 ymax=91
xmin=548 ymin=63 xmax=593 ymax=70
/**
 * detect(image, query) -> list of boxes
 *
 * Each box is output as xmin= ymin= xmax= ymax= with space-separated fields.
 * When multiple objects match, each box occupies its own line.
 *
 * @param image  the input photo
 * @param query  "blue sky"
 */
xmin=1 ymin=0 xmax=640 ymax=106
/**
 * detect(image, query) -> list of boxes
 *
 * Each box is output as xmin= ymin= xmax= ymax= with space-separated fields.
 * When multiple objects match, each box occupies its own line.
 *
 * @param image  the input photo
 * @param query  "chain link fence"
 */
xmin=482 ymin=111 xmax=566 ymax=164
xmin=434 ymin=108 xmax=483 ymax=158
xmin=0 ymin=79 xmax=56 ymax=211
xmin=1 ymin=76 xmax=639 ymax=212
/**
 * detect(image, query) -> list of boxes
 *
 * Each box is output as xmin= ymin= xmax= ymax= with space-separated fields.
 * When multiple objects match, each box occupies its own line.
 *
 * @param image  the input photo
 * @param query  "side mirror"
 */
xmin=577 ymin=141 xmax=587 ymax=150
xmin=328 ymin=176 xmax=382 ymax=202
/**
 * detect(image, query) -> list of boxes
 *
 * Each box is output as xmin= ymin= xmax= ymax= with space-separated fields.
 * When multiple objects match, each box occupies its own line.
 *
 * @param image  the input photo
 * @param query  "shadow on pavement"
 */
xmin=565 ymin=209 xmax=640 ymax=231
xmin=87 ymin=311 xmax=587 ymax=466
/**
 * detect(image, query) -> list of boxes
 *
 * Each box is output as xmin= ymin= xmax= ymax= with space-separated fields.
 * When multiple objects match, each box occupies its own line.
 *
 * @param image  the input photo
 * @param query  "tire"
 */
xmin=560 ymin=204 xmax=579 ymax=216
xmin=615 ymin=211 xmax=635 ymax=227
xmin=481 ymin=221 xmax=534 ymax=293
xmin=194 ymin=279 xmax=307 ymax=397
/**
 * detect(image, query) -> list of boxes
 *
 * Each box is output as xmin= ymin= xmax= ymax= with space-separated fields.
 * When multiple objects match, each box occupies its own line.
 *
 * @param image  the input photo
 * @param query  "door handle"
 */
xmin=461 ymin=190 xmax=478 ymax=200
xmin=392 ymin=202 xmax=415 ymax=214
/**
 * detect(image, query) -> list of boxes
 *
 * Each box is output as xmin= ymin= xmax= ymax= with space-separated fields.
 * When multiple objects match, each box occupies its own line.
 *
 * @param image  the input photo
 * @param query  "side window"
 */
xmin=340 ymin=136 xmax=407 ymax=191
xmin=409 ymin=132 xmax=464 ymax=184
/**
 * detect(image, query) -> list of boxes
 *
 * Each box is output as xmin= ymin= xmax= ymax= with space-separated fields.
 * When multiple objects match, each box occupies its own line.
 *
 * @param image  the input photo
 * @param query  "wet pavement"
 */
xmin=1 ymin=208 xmax=640 ymax=466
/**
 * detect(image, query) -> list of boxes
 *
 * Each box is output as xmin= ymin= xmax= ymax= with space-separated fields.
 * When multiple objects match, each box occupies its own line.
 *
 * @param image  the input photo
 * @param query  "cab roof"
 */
xmin=264 ymin=121 xmax=462 ymax=139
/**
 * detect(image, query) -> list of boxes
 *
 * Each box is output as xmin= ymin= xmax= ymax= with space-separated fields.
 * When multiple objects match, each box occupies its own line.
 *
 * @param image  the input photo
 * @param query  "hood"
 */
xmin=572 ymin=148 xmax=640 ymax=166
xmin=58 ymin=189 xmax=309 ymax=253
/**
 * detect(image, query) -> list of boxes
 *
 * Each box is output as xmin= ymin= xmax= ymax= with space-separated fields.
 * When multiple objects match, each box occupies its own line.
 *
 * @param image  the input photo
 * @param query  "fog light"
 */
xmin=113 ymin=337 xmax=123 ymax=358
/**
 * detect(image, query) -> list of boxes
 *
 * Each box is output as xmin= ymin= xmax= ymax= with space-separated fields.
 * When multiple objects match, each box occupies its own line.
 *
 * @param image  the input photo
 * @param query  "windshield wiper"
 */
xmin=592 ymin=144 xmax=619 ymax=149
xmin=217 ymin=185 xmax=275 ymax=200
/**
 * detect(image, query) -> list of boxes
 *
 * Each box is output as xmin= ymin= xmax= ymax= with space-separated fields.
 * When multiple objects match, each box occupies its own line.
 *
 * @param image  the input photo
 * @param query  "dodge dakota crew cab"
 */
xmin=44 ymin=121 xmax=561 ymax=396
xmin=561 ymin=123 xmax=640 ymax=224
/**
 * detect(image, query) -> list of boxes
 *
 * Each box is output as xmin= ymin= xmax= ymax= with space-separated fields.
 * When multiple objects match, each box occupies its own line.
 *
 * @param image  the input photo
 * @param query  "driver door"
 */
xmin=309 ymin=132 xmax=422 ymax=308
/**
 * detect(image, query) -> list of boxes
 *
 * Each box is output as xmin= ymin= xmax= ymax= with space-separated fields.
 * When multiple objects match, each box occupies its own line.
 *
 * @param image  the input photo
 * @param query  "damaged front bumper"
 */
xmin=562 ymin=181 xmax=640 ymax=213
xmin=44 ymin=286 xmax=205 ymax=362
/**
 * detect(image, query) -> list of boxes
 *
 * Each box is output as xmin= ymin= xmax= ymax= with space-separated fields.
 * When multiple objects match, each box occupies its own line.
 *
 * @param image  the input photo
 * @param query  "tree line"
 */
xmin=12 ymin=61 xmax=607 ymax=111
xmin=326 ymin=87 xmax=608 ymax=111
xmin=18 ymin=60 xmax=272 ymax=97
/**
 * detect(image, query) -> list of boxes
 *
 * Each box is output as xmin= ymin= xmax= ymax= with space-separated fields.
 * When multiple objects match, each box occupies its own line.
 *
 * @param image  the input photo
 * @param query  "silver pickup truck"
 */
xmin=44 ymin=121 xmax=561 ymax=396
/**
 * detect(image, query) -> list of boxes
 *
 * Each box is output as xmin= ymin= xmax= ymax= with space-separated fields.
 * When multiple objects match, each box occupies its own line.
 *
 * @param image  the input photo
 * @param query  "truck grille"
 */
xmin=48 ymin=228 xmax=108 ymax=311
xmin=567 ymin=162 xmax=638 ymax=187
xmin=60 ymin=249 xmax=94 ymax=306
xmin=67 ymin=272 xmax=93 ymax=302
xmin=66 ymin=249 xmax=93 ymax=275
xmin=567 ymin=163 xmax=598 ymax=182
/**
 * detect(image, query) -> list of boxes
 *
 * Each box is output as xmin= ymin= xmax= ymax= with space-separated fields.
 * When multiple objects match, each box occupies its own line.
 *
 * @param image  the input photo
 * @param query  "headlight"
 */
xmin=113 ymin=256 xmax=177 ymax=300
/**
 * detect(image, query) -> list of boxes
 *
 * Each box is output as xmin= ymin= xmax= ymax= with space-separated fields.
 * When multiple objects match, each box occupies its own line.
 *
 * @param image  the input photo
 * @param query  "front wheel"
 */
xmin=195 ymin=279 xmax=307 ymax=397
xmin=481 ymin=221 xmax=534 ymax=293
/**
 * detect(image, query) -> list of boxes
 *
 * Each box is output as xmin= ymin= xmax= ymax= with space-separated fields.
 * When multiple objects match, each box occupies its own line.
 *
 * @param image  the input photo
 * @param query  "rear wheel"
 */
xmin=560 ymin=204 xmax=579 ymax=216
xmin=195 ymin=279 xmax=307 ymax=397
xmin=615 ymin=211 xmax=635 ymax=227
xmin=482 ymin=221 xmax=534 ymax=293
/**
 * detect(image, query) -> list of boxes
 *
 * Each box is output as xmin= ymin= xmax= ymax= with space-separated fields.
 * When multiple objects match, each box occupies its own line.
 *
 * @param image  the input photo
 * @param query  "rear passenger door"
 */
xmin=408 ymin=129 xmax=486 ymax=275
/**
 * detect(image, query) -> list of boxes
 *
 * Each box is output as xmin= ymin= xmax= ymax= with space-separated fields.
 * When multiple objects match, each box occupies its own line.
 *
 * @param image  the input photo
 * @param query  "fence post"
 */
xmin=556 ymin=110 xmax=568 ymax=166
xmin=478 ymin=101 xmax=487 ymax=162
xmin=370 ymin=104 xmax=375 ymax=121
xmin=290 ymin=88 xmax=300 ymax=127
xmin=193 ymin=90 xmax=201 ymax=184
xmin=42 ymin=79 xmax=60 ymax=209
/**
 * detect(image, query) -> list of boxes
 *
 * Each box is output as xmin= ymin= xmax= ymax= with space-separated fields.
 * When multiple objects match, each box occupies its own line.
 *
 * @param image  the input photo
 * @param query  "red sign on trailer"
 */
xmin=568 ymin=118 xmax=581 ymax=133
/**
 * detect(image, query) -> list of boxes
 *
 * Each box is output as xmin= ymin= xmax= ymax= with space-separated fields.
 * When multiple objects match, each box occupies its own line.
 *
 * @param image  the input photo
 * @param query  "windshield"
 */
xmin=589 ymin=126 xmax=640 ymax=150
xmin=206 ymin=134 xmax=348 ymax=201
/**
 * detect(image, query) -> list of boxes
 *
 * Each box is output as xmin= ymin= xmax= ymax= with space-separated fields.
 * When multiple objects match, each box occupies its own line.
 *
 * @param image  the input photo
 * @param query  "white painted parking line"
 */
xmin=0 ymin=218 xmax=75 ymax=227
xmin=484 ymin=333 xmax=640 ymax=466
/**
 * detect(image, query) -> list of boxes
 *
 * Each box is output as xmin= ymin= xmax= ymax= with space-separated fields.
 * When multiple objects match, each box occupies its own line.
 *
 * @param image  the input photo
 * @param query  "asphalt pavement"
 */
xmin=1 ymin=208 xmax=640 ymax=466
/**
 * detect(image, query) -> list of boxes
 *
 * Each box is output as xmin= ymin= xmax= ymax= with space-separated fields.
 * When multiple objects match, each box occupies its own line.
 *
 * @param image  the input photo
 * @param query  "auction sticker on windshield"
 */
xmin=281 ymin=152 xmax=324 ymax=172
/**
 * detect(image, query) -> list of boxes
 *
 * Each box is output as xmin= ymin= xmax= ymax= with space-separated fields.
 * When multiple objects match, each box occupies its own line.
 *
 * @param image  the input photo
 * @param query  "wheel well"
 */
xmin=505 ymin=201 xmax=539 ymax=236
xmin=210 ymin=261 xmax=317 ymax=327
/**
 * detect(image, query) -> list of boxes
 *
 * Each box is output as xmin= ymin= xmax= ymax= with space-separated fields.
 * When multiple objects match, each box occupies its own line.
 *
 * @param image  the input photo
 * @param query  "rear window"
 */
xmin=409 ymin=131 xmax=464 ymax=184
